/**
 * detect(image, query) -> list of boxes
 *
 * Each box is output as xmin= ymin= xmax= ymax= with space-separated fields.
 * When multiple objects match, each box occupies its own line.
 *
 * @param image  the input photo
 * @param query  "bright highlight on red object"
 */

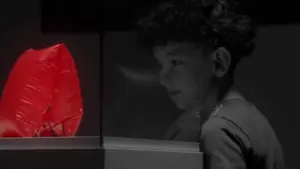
xmin=0 ymin=43 xmax=83 ymax=137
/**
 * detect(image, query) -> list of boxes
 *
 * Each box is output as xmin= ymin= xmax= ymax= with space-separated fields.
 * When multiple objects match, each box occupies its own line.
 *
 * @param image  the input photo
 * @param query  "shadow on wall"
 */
xmin=0 ymin=0 xmax=100 ymax=136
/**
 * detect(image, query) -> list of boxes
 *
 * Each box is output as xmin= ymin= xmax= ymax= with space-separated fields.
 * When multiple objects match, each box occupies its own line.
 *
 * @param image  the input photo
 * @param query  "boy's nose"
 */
xmin=159 ymin=73 xmax=170 ymax=88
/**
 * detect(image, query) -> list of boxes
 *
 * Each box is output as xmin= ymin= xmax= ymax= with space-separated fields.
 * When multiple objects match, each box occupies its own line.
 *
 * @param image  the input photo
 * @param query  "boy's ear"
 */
xmin=211 ymin=47 xmax=231 ymax=78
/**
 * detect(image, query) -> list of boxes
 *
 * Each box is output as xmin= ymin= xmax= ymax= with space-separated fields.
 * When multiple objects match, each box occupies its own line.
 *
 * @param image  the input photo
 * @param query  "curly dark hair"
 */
xmin=137 ymin=0 xmax=256 ymax=72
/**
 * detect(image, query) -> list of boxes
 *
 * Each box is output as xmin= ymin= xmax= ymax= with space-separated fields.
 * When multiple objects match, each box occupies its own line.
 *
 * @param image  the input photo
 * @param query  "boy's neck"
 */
xmin=194 ymin=81 xmax=236 ymax=118
xmin=184 ymin=78 xmax=238 ymax=118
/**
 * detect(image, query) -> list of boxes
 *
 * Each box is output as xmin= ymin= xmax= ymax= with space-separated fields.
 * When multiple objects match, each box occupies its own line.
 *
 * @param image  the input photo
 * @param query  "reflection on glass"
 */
xmin=103 ymin=32 xmax=203 ymax=142
xmin=103 ymin=32 xmax=182 ymax=140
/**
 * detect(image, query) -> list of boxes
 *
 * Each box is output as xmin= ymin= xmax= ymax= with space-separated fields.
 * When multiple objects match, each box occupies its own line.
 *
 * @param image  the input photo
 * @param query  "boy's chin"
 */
xmin=174 ymin=101 xmax=188 ymax=110
xmin=174 ymin=98 xmax=201 ymax=111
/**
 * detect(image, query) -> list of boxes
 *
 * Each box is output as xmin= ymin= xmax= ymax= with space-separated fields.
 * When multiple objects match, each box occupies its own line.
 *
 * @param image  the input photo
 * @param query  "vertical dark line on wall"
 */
xmin=99 ymin=32 xmax=104 ymax=147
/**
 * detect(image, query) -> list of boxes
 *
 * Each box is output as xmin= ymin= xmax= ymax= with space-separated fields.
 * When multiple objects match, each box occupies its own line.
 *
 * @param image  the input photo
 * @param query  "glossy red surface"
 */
xmin=0 ymin=44 xmax=83 ymax=137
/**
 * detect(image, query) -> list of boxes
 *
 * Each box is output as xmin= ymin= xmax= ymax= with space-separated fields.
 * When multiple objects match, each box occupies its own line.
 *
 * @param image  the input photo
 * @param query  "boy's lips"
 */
xmin=168 ymin=90 xmax=181 ymax=96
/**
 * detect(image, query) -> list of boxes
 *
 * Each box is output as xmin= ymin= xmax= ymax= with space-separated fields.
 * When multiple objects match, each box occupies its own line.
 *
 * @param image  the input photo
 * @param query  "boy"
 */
xmin=135 ymin=0 xmax=285 ymax=168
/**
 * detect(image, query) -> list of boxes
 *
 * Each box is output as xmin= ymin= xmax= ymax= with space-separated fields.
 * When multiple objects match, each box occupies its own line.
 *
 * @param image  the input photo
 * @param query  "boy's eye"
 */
xmin=171 ymin=59 xmax=184 ymax=66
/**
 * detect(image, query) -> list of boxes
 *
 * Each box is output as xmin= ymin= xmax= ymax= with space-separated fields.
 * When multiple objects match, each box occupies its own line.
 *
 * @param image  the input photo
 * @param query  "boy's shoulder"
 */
xmin=201 ymin=99 xmax=284 ymax=169
xmin=202 ymin=99 xmax=271 ymax=147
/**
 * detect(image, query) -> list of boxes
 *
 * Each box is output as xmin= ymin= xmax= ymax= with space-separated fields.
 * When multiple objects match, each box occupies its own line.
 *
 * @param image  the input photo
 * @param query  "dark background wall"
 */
xmin=0 ymin=1 xmax=100 ymax=136
xmin=103 ymin=27 xmax=300 ymax=169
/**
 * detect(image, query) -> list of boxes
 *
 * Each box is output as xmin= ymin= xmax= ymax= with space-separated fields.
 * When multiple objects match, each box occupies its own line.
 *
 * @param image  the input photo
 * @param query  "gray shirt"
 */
xmin=164 ymin=97 xmax=284 ymax=169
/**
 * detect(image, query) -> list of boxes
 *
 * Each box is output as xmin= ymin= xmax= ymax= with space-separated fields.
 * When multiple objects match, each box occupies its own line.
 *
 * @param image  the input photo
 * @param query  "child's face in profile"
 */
xmin=154 ymin=41 xmax=214 ymax=110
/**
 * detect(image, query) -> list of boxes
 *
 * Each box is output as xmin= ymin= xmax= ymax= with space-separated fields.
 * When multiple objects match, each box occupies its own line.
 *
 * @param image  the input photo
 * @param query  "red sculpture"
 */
xmin=0 ymin=44 xmax=83 ymax=137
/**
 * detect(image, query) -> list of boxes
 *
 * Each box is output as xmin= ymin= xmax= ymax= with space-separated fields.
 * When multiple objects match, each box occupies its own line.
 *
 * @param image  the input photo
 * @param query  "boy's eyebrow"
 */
xmin=165 ymin=46 xmax=191 ymax=57
xmin=166 ymin=50 xmax=182 ymax=57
